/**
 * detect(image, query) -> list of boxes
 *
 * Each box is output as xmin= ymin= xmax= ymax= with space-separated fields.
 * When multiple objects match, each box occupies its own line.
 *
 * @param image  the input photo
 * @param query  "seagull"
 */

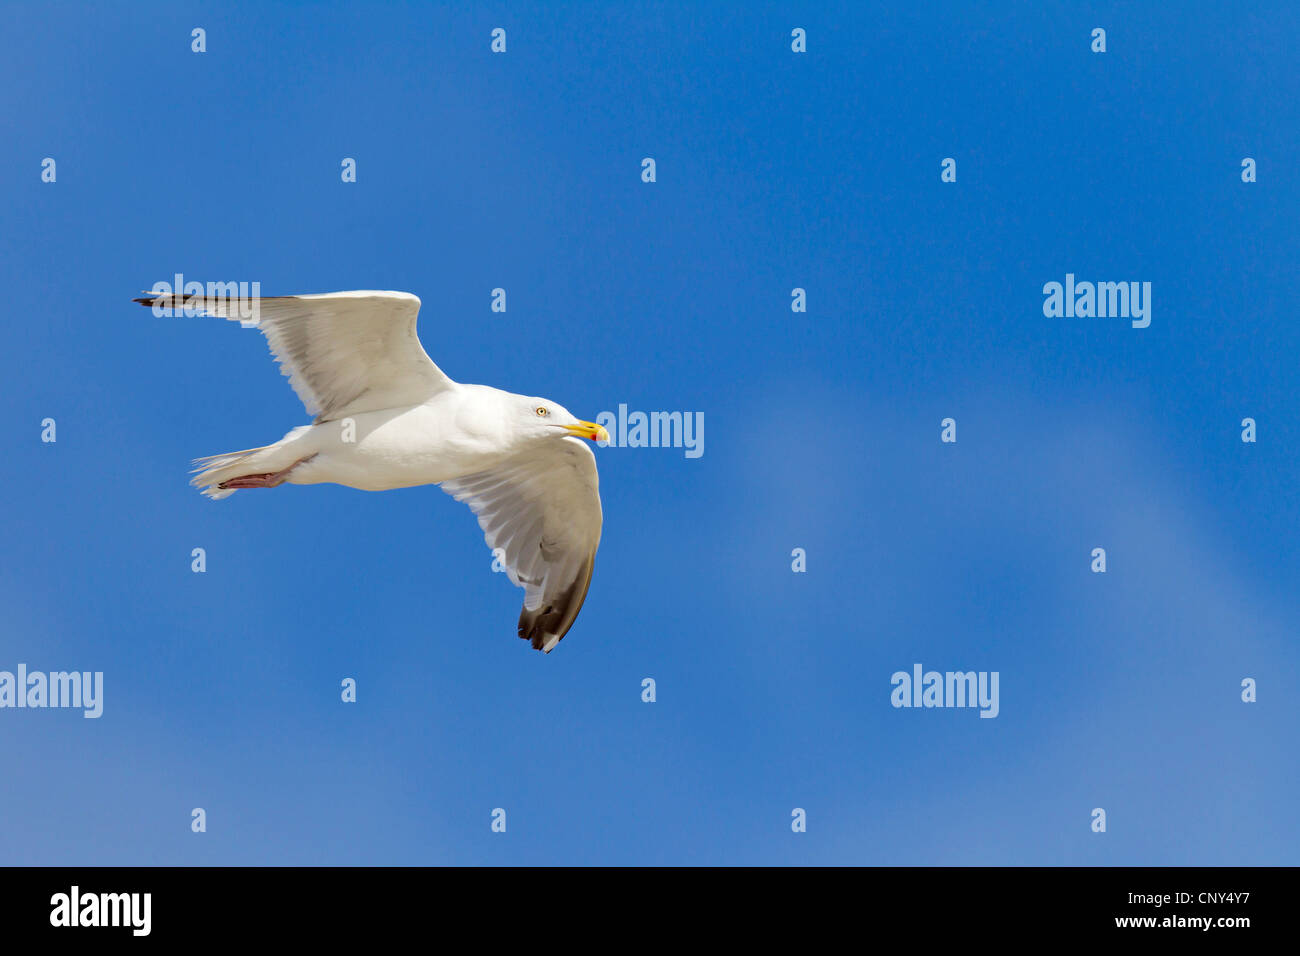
xmin=134 ymin=289 xmax=608 ymax=654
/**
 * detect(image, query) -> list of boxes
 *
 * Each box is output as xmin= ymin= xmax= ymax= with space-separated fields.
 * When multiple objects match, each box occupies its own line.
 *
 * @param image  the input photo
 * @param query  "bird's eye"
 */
xmin=535 ymin=406 xmax=549 ymax=417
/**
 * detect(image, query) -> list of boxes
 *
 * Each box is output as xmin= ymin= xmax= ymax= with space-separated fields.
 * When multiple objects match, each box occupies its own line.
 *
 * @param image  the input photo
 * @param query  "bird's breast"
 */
xmin=307 ymin=403 xmax=511 ymax=490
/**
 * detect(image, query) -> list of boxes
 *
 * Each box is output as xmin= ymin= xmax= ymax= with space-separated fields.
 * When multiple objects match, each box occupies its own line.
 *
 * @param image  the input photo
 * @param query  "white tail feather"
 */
xmin=191 ymin=445 xmax=270 ymax=499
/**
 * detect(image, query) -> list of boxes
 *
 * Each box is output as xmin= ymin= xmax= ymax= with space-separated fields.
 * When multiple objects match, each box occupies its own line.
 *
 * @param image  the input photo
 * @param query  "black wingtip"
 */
xmin=516 ymin=555 xmax=596 ymax=653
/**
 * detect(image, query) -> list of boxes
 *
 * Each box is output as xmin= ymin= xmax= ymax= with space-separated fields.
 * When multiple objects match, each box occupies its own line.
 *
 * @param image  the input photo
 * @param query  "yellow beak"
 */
xmin=564 ymin=420 xmax=610 ymax=443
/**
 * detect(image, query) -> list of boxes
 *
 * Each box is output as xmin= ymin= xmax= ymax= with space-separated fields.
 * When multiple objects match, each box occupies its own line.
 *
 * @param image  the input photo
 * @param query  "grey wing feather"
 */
xmin=441 ymin=438 xmax=602 ymax=653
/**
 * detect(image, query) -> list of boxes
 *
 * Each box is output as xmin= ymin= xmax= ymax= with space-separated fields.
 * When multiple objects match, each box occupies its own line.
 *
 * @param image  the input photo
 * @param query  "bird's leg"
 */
xmin=218 ymin=454 xmax=316 ymax=490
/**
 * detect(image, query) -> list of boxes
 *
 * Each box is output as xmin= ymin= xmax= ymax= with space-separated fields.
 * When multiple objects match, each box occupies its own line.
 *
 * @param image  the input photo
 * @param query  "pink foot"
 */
xmin=219 ymin=472 xmax=285 ymax=490
xmin=218 ymin=455 xmax=315 ymax=491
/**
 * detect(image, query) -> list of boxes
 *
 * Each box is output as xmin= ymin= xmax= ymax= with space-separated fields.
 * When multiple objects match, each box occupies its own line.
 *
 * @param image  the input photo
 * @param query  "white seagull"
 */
xmin=135 ymin=289 xmax=609 ymax=654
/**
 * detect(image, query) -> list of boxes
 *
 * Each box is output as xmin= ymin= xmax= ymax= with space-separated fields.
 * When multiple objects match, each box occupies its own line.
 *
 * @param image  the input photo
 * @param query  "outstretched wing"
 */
xmin=134 ymin=290 xmax=455 ymax=421
xmin=441 ymin=438 xmax=603 ymax=653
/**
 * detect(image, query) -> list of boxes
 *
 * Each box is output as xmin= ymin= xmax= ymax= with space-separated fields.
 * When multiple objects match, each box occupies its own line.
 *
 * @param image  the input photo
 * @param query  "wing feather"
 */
xmin=134 ymin=290 xmax=454 ymax=420
xmin=441 ymin=437 xmax=602 ymax=652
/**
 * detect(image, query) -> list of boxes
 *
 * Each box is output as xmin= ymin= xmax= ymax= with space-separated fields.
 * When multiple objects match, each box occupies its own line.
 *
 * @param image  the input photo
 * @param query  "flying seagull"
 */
xmin=134 ymin=290 xmax=608 ymax=654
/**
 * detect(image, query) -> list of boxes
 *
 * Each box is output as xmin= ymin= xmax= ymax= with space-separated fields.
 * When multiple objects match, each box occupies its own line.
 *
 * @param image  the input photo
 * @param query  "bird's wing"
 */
xmin=441 ymin=437 xmax=603 ymax=653
xmin=134 ymin=290 xmax=454 ymax=420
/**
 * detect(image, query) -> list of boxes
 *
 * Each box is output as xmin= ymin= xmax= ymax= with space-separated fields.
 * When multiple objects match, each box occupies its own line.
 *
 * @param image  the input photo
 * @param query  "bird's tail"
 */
xmin=190 ymin=445 xmax=272 ymax=499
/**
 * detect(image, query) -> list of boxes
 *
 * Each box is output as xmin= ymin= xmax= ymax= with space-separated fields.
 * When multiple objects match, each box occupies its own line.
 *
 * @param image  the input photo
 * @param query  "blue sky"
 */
xmin=1 ymin=0 xmax=1297 ymax=865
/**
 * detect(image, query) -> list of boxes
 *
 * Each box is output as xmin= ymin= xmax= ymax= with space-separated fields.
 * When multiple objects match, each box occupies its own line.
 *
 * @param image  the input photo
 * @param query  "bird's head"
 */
xmin=522 ymin=397 xmax=609 ymax=444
